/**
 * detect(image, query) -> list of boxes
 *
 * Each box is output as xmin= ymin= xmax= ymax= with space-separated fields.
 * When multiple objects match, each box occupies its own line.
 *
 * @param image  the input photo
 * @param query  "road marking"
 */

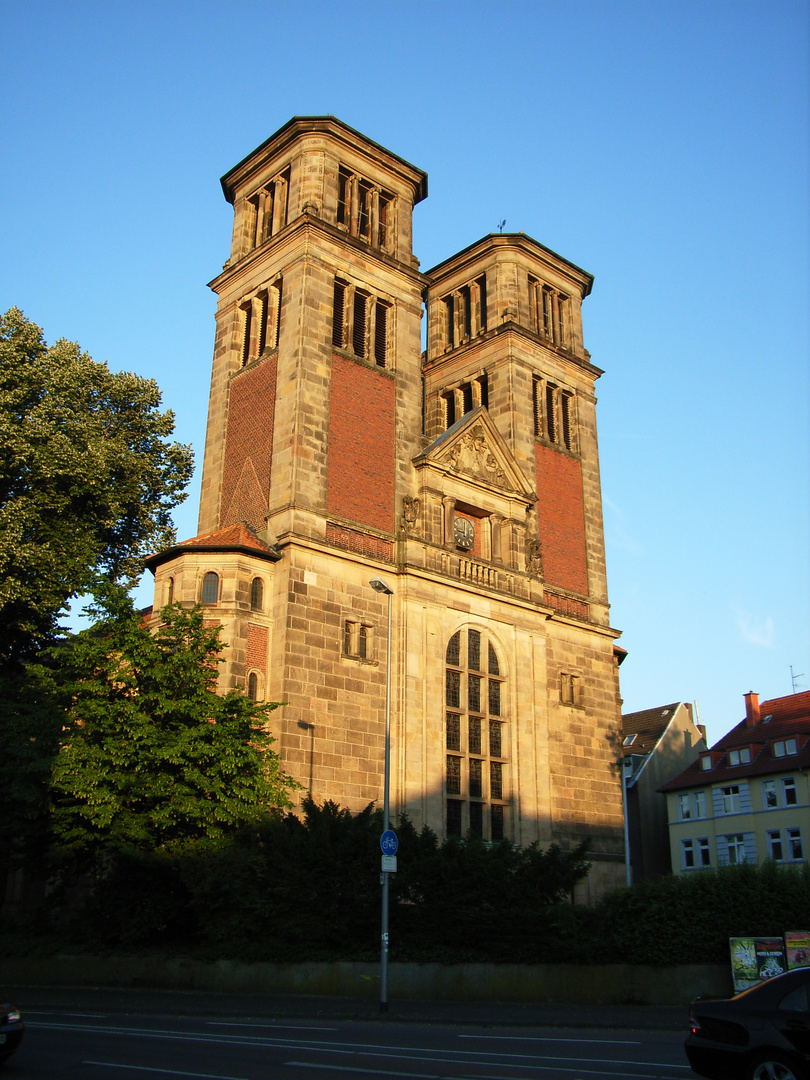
xmin=84 ymin=1063 xmax=249 ymax=1080
xmin=459 ymin=1034 xmax=641 ymax=1045
xmin=205 ymin=1021 xmax=338 ymax=1031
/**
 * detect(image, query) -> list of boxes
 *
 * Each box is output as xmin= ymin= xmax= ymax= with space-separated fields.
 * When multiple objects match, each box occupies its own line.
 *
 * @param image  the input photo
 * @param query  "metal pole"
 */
xmin=381 ymin=587 xmax=392 ymax=1013
xmin=370 ymin=578 xmax=393 ymax=1014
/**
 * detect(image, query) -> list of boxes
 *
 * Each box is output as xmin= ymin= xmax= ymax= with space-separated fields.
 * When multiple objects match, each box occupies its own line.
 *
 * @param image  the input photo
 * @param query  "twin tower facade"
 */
xmin=147 ymin=116 xmax=626 ymax=897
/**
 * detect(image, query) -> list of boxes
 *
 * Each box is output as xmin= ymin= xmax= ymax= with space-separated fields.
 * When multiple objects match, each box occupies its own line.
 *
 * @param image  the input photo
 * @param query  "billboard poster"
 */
xmin=729 ymin=937 xmax=786 ymax=993
xmin=785 ymin=933 xmax=810 ymax=971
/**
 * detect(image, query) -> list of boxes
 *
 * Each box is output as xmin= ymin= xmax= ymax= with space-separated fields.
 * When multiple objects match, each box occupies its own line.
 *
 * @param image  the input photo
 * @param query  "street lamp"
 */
xmin=369 ymin=576 xmax=393 ymax=1014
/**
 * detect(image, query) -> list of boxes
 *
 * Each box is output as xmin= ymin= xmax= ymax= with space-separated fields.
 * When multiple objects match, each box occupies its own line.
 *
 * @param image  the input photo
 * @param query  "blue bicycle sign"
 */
xmin=380 ymin=830 xmax=398 ymax=856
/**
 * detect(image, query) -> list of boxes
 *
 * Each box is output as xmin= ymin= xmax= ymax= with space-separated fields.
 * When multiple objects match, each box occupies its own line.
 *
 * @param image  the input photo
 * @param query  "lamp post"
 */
xmin=369 ymin=577 xmax=393 ymax=1014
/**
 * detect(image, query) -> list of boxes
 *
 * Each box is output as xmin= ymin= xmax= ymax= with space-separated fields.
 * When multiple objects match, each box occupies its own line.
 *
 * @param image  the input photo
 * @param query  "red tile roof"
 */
xmin=659 ymin=691 xmax=810 ymax=792
xmin=144 ymin=523 xmax=280 ymax=570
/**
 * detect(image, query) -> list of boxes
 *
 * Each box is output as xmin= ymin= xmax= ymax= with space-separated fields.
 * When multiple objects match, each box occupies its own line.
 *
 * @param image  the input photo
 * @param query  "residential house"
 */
xmin=622 ymin=702 xmax=706 ymax=880
xmin=660 ymin=691 xmax=810 ymax=874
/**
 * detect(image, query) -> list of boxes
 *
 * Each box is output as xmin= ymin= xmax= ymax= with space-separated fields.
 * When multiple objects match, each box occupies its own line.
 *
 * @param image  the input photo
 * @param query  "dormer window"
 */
xmin=728 ymin=747 xmax=751 ymax=766
xmin=701 ymin=753 xmax=713 ymax=771
xmin=773 ymin=738 xmax=799 ymax=758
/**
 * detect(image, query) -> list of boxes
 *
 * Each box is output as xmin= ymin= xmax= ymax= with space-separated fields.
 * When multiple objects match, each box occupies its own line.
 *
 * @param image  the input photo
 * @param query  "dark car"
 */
xmin=686 ymin=967 xmax=810 ymax=1080
xmin=0 ymin=1002 xmax=23 ymax=1065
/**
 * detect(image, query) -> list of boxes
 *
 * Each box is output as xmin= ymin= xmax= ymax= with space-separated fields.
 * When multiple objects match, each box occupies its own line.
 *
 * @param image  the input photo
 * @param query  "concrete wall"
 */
xmin=0 ymin=957 xmax=732 ymax=1006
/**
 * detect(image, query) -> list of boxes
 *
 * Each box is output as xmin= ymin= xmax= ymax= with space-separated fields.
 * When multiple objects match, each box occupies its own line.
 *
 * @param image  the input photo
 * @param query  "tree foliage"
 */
xmin=0 ymin=307 xmax=194 ymax=668
xmin=41 ymin=592 xmax=297 ymax=855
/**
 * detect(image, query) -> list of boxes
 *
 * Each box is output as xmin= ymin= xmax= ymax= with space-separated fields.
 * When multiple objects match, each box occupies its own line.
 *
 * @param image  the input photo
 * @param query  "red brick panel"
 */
xmin=221 ymin=355 xmax=278 ymax=530
xmin=326 ymin=355 xmax=395 ymax=533
xmin=246 ymin=623 xmax=268 ymax=677
xmin=325 ymin=522 xmax=394 ymax=562
xmin=534 ymin=443 xmax=588 ymax=595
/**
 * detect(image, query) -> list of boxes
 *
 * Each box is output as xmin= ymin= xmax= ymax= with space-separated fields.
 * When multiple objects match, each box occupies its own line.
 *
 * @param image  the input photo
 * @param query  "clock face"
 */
xmin=454 ymin=516 xmax=474 ymax=550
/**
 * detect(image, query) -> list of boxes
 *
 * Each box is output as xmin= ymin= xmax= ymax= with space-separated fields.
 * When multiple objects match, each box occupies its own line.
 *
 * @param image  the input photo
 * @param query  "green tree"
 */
xmin=43 ymin=592 xmax=297 ymax=855
xmin=0 ymin=307 xmax=193 ymax=669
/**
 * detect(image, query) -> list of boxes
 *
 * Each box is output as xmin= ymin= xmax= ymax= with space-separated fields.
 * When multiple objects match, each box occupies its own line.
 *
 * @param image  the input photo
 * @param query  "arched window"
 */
xmin=166 ymin=577 xmax=174 ymax=606
xmin=445 ymin=627 xmax=506 ymax=842
xmin=247 ymin=671 xmax=260 ymax=701
xmin=250 ymin=577 xmax=263 ymax=612
xmin=201 ymin=571 xmax=219 ymax=606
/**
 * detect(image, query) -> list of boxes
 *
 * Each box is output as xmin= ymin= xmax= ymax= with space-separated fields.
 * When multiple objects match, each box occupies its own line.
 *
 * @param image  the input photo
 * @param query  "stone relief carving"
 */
xmin=441 ymin=425 xmax=507 ymax=488
xmin=401 ymin=495 xmax=420 ymax=534
xmin=525 ymin=536 xmax=543 ymax=579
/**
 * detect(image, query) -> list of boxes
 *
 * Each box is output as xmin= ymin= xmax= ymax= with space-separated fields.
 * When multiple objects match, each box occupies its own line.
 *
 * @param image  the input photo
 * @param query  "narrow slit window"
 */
xmin=332 ymin=280 xmax=346 ymax=348
xmin=352 ymin=291 xmax=367 ymax=356
xmin=250 ymin=577 xmax=263 ymax=611
xmin=374 ymin=301 xmax=388 ymax=367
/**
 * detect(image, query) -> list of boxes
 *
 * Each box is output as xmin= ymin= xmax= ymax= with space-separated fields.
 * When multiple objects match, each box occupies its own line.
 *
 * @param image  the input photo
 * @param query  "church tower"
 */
xmin=147 ymin=116 xmax=626 ymax=899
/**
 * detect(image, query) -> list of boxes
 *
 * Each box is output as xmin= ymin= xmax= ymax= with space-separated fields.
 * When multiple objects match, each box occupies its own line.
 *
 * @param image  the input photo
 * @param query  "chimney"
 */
xmin=744 ymin=691 xmax=760 ymax=728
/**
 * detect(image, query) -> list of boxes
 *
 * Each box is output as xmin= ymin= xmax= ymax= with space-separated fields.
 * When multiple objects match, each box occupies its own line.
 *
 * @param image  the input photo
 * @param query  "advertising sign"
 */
xmin=785 ymin=933 xmax=810 ymax=971
xmin=729 ymin=937 xmax=786 ymax=993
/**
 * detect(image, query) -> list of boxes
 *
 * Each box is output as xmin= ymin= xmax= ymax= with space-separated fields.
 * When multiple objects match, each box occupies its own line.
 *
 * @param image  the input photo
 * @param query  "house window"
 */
xmin=623 ymin=734 xmax=636 ymax=747
xmin=783 ymin=777 xmax=798 ymax=806
xmin=694 ymin=791 xmax=707 ymax=818
xmin=343 ymin=620 xmax=371 ymax=660
xmin=724 ymin=834 xmax=748 ymax=865
xmin=201 ymin=572 xmax=219 ymax=606
xmin=768 ymin=829 xmax=784 ymax=861
xmin=682 ymin=839 xmax=695 ymax=869
xmin=763 ymin=779 xmax=778 ymax=809
xmin=701 ymin=754 xmax=713 ymax=771
xmin=768 ymin=828 xmax=804 ymax=863
xmin=532 ymin=376 xmax=576 ymax=452
xmin=445 ymin=628 xmax=506 ymax=841
xmin=787 ymin=828 xmax=804 ymax=861
xmin=774 ymin=738 xmax=799 ymax=757
xmin=721 ymin=785 xmax=741 ymax=814
xmin=682 ymin=838 xmax=710 ymax=869
xmin=678 ymin=794 xmax=692 ymax=821
xmin=250 ymin=577 xmax=263 ymax=612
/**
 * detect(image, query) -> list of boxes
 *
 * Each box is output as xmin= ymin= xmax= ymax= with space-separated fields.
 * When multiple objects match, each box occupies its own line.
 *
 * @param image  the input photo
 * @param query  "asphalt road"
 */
xmin=2 ymin=987 xmax=694 ymax=1080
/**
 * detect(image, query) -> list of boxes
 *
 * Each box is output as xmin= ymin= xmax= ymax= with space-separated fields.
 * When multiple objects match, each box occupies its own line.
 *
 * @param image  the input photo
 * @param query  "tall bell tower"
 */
xmin=147 ymin=117 xmax=627 ymax=901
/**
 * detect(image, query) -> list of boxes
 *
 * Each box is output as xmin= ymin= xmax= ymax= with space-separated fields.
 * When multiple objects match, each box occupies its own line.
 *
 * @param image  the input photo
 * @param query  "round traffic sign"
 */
xmin=380 ymin=829 xmax=398 ymax=856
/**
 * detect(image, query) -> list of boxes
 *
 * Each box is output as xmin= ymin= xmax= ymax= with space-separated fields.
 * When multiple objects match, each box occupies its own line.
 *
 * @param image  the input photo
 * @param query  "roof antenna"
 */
xmin=791 ymin=665 xmax=806 ymax=693
xmin=497 ymin=219 xmax=506 ymax=233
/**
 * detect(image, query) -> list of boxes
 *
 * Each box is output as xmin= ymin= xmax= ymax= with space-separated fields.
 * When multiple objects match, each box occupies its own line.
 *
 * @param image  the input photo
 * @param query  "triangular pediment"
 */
xmin=414 ymin=407 xmax=534 ymax=499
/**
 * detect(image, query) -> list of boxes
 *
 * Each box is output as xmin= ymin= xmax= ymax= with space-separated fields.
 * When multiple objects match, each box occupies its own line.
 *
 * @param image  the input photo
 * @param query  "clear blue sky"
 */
xmin=2 ymin=0 xmax=807 ymax=745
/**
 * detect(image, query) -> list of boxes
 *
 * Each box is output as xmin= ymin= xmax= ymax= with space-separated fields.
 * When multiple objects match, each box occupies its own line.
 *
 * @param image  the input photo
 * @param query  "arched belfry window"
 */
xmin=445 ymin=627 xmax=507 ymax=841
xmin=250 ymin=577 xmax=263 ymax=612
xmin=201 ymin=571 xmax=219 ymax=606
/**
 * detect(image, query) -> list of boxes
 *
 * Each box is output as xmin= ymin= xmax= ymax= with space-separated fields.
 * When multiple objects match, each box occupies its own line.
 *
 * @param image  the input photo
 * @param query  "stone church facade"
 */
xmin=146 ymin=116 xmax=626 ymax=899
